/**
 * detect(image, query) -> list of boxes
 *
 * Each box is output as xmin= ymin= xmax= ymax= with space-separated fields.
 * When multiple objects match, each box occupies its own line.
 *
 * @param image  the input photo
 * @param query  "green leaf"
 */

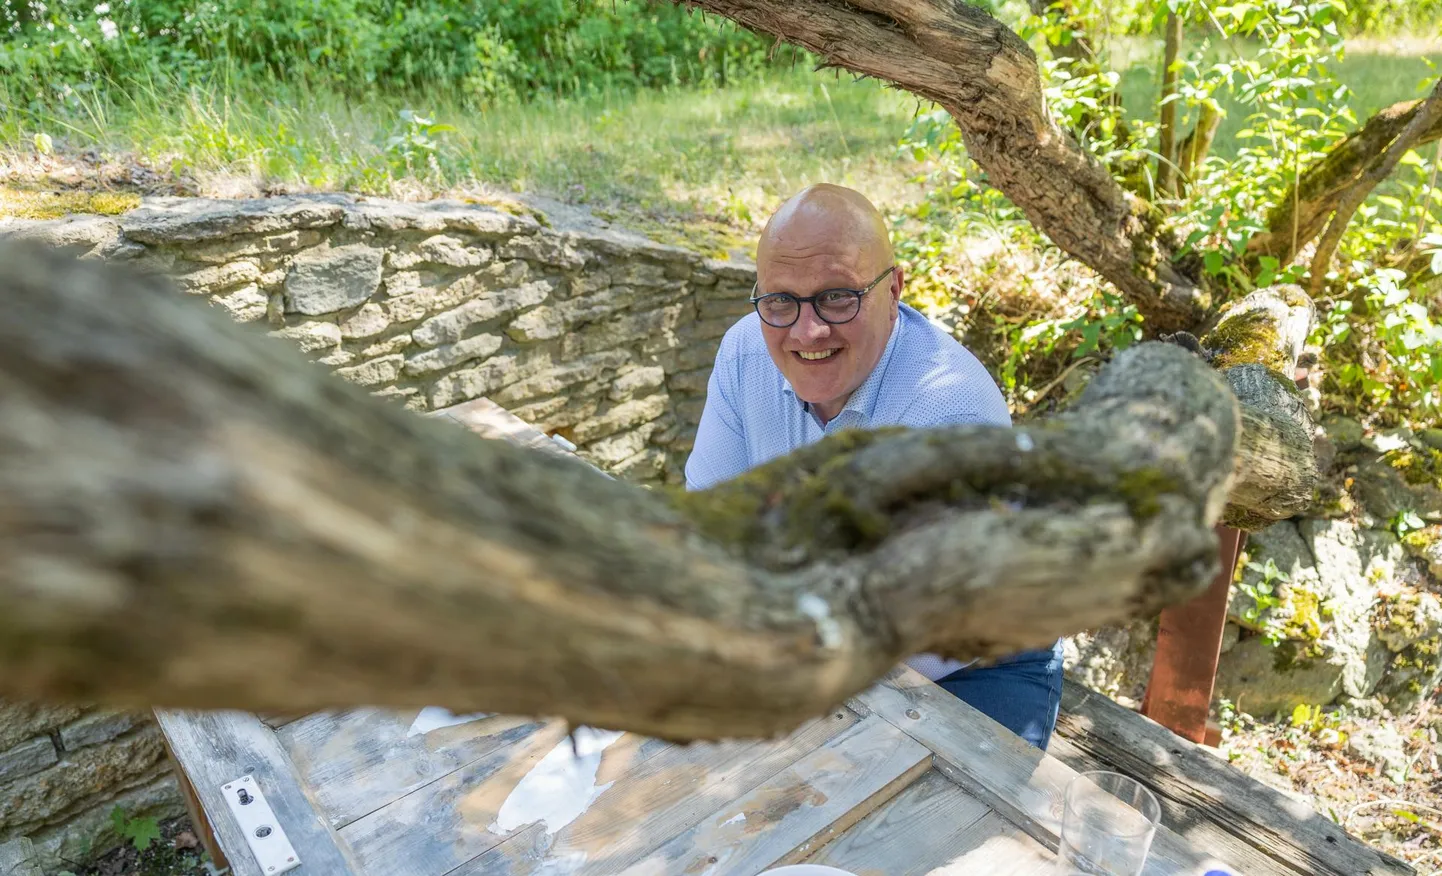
xmin=1204 ymin=251 xmax=1225 ymax=275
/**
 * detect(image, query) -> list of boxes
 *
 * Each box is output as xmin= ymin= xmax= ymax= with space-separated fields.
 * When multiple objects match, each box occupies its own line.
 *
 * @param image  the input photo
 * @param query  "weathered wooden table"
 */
xmin=160 ymin=663 xmax=1245 ymax=876
xmin=155 ymin=398 xmax=1411 ymax=876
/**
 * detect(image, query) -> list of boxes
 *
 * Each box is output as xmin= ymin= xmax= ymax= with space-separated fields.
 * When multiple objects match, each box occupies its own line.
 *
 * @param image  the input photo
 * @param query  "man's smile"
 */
xmin=794 ymin=348 xmax=841 ymax=361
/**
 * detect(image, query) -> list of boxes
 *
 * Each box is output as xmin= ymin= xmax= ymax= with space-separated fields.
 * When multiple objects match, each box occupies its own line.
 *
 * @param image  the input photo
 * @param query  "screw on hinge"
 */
xmin=237 ymin=788 xmax=253 ymax=805
xmin=255 ymin=825 xmax=272 ymax=838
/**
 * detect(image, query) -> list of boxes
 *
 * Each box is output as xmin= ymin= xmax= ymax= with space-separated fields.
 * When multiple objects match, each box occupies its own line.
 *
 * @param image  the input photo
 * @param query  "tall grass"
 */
xmin=1 ymin=65 xmax=930 ymax=243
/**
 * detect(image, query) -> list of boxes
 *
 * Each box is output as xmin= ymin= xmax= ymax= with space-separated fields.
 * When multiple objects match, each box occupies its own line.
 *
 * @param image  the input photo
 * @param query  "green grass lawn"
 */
xmin=2 ymin=30 xmax=1436 ymax=249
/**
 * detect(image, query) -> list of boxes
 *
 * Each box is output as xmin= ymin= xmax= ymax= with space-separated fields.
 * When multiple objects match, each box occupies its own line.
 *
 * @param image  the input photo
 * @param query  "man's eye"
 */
xmin=818 ymin=291 xmax=853 ymax=307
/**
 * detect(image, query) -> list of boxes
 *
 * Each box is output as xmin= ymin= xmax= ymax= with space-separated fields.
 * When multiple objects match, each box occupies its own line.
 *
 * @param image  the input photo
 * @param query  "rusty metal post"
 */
xmin=1141 ymin=525 xmax=1247 ymax=744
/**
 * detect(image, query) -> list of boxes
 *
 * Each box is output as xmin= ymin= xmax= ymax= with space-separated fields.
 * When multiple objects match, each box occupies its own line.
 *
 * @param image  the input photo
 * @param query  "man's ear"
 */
xmin=889 ymin=265 xmax=904 ymax=320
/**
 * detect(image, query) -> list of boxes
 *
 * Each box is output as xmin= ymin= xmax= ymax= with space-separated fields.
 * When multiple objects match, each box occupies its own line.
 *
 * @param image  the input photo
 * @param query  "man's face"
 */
xmin=755 ymin=236 xmax=901 ymax=422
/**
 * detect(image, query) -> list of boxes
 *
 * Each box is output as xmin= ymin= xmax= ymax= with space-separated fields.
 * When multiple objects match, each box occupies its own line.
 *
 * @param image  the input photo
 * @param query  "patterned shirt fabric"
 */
xmin=685 ymin=303 xmax=1012 ymax=680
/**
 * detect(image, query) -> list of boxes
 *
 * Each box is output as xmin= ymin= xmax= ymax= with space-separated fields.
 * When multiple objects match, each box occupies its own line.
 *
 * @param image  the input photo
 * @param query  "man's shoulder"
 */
xmin=715 ymin=312 xmax=768 ymax=362
xmin=895 ymin=304 xmax=991 ymax=377
xmin=891 ymin=305 xmax=1010 ymax=426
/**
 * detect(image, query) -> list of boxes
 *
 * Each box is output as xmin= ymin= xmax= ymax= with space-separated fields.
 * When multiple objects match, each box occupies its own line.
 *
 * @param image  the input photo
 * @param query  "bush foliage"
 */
xmin=0 ymin=0 xmax=790 ymax=107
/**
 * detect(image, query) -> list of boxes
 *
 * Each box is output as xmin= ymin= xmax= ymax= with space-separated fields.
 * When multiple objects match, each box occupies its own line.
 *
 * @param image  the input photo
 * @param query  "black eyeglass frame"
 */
xmin=748 ymin=265 xmax=896 ymax=329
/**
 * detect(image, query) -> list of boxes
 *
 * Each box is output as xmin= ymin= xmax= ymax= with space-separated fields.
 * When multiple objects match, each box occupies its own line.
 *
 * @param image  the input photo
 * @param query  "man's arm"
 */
xmin=683 ymin=340 xmax=751 ymax=492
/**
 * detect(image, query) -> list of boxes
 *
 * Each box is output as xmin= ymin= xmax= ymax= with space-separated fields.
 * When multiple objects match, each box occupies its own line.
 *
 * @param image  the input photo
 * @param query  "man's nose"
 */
xmin=790 ymin=304 xmax=832 ymax=344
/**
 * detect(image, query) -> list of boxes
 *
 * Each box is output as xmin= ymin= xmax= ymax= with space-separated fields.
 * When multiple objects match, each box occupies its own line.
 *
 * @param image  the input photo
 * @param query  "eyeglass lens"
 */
xmin=757 ymin=290 xmax=860 ymax=327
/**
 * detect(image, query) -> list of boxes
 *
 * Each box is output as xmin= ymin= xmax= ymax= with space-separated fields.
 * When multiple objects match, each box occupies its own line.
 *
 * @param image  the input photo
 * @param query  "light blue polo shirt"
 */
xmin=684 ymin=303 xmax=1013 ymax=680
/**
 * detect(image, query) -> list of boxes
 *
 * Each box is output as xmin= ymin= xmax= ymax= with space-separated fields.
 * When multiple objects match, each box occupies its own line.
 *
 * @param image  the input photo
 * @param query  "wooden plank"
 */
xmin=800 ymin=770 xmax=991 ymax=875
xmin=915 ymin=812 xmax=1058 ymax=876
xmin=1046 ymin=729 xmax=1301 ymax=876
xmin=1046 ymin=730 xmax=1294 ymax=876
xmin=155 ymin=709 xmax=362 ymax=876
xmin=857 ymin=667 xmax=1232 ymax=876
xmin=429 ymin=398 xmax=573 ymax=460
xmin=1142 ymin=525 xmax=1245 ymax=743
xmin=162 ymin=740 xmax=230 ymax=871
xmin=278 ymin=708 xmax=551 ymax=829
xmin=452 ymin=707 xmax=862 ymax=876
xmin=1059 ymin=680 xmax=1414 ymax=876
xmin=617 ymin=714 xmax=932 ymax=876
xmin=338 ymin=720 xmax=579 ymax=876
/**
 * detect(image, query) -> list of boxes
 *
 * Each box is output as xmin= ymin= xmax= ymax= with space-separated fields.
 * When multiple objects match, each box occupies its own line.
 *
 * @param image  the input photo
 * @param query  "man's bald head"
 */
xmin=751 ymin=184 xmax=904 ymax=424
xmin=757 ymin=183 xmax=893 ymax=272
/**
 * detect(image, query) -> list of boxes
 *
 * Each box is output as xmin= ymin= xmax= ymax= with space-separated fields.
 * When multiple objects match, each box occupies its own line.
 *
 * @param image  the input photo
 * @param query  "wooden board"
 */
xmin=278 ymin=709 xmax=549 ymax=829
xmin=451 ymin=708 xmax=862 ymax=875
xmin=1047 ymin=726 xmax=1303 ymax=876
xmin=799 ymin=769 xmax=992 ymax=875
xmin=616 ymin=714 xmax=932 ymax=876
xmin=857 ymin=666 xmax=1232 ymax=876
xmin=916 ymin=812 xmax=1059 ymax=876
xmin=155 ymin=709 xmax=362 ymax=876
xmin=1058 ymin=680 xmax=1414 ymax=876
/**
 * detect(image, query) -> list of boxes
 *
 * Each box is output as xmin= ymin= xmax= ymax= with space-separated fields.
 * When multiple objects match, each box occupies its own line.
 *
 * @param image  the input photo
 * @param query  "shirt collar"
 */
xmin=784 ymin=312 xmax=906 ymax=427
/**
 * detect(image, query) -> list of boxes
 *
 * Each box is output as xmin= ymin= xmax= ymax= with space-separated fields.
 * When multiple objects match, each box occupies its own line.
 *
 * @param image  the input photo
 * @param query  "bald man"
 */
xmin=684 ymin=184 xmax=1065 ymax=750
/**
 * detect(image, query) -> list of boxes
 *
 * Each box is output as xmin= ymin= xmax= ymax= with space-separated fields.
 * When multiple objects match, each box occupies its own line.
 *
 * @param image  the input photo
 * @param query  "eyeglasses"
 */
xmin=749 ymin=266 xmax=896 ymax=329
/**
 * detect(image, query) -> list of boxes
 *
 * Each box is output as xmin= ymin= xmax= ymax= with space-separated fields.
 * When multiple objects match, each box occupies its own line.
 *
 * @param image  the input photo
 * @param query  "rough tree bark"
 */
xmin=0 ymin=237 xmax=1306 ymax=741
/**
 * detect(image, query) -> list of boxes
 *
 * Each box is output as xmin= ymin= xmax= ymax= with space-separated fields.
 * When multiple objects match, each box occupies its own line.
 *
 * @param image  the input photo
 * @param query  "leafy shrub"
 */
xmin=0 ymin=0 xmax=795 ymax=111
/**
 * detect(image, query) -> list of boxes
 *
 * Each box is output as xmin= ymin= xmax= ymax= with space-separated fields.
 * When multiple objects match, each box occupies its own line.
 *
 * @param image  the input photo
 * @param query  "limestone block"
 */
xmin=0 ymin=737 xmax=57 ymax=783
xmin=703 ymin=257 xmax=757 ymax=282
xmin=1215 ymin=636 xmax=1351 ymax=716
xmin=119 ymin=196 xmax=345 ymax=244
xmin=429 ymin=351 xmax=555 ymax=409
xmin=1061 ymin=619 xmax=1157 ymax=705
xmin=609 ymin=366 xmax=666 ymax=402
xmin=571 ymin=394 xmax=668 ymax=444
xmin=0 ymin=704 xmax=82 ymax=752
xmin=360 ymin=334 xmax=413 ymax=358
xmin=0 ymin=837 xmax=40 ymax=876
xmin=499 ymin=233 xmax=586 ymax=270
xmin=507 ymin=306 xmax=564 ymax=343
xmin=667 ymin=367 xmax=712 ymax=395
xmin=610 ymin=447 xmax=667 ymax=482
xmin=284 ymin=243 xmax=384 ymax=316
xmin=490 ymin=351 xmax=630 ymax=407
xmin=412 ymin=281 xmax=552 ymax=347
xmin=1354 ymin=455 xmax=1442 ymax=522
xmin=336 ymin=355 xmax=405 ymax=387
xmin=582 ymin=425 xmax=657 ymax=469
xmin=58 ymin=711 xmax=139 ymax=751
xmin=388 ymin=235 xmax=492 ymax=270
xmin=562 ymin=305 xmax=685 ymax=358
xmin=214 ymin=284 xmax=268 ymax=322
xmin=0 ymin=727 xmax=165 ymax=831
xmin=609 ymin=261 xmax=669 ymax=287
xmin=269 ymin=321 xmax=341 ymax=354
xmin=403 ymin=335 xmax=504 ymax=377
xmin=340 ymin=302 xmax=390 ymax=339
xmin=175 ymin=260 xmax=261 ymax=292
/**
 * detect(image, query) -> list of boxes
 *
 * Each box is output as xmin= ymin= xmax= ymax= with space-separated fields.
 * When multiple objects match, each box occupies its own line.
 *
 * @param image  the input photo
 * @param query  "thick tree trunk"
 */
xmin=681 ymin=0 xmax=1212 ymax=333
xmin=1248 ymin=93 xmax=1442 ymax=268
xmin=0 ymin=237 xmax=1309 ymax=740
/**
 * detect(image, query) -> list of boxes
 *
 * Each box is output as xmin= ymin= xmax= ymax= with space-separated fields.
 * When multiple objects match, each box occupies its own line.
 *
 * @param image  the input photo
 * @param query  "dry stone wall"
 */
xmin=0 ymin=193 xmax=757 ymax=872
xmin=6 ymin=193 xmax=757 ymax=485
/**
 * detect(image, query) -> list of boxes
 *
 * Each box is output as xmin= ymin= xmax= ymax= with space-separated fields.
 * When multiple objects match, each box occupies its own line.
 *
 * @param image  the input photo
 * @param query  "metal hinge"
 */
xmin=221 ymin=775 xmax=302 ymax=875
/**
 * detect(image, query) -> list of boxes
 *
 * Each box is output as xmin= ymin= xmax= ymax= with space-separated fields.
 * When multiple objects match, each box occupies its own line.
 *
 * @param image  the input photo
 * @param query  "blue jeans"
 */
xmin=935 ymin=639 xmax=1065 ymax=750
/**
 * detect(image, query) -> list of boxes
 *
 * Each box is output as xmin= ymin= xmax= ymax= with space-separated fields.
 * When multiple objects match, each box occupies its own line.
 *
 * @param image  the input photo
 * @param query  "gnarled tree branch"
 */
xmin=0 ymin=232 xmax=1306 ymax=740
xmin=680 ymin=0 xmax=1211 ymax=333
xmin=1248 ymin=90 xmax=1442 ymax=268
